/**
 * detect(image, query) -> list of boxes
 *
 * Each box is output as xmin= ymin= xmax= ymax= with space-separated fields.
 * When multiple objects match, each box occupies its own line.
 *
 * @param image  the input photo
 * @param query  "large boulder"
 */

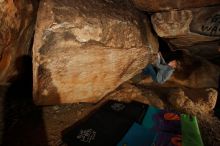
xmin=107 ymin=82 xmax=165 ymax=109
xmin=170 ymin=53 xmax=220 ymax=88
xmin=151 ymin=6 xmax=220 ymax=48
xmin=168 ymin=88 xmax=218 ymax=114
xmin=0 ymin=0 xmax=37 ymax=84
xmin=132 ymin=0 xmax=220 ymax=12
xmin=151 ymin=6 xmax=220 ymax=66
xmin=107 ymin=83 xmax=149 ymax=104
xmin=33 ymin=0 xmax=158 ymax=105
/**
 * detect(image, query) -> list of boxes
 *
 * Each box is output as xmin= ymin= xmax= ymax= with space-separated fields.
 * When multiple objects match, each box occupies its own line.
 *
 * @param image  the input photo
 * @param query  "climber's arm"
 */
xmin=156 ymin=65 xmax=175 ymax=84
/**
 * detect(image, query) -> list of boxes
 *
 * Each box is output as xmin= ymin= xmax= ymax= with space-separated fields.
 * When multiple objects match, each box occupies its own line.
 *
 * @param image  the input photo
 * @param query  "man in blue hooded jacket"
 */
xmin=142 ymin=52 xmax=177 ymax=84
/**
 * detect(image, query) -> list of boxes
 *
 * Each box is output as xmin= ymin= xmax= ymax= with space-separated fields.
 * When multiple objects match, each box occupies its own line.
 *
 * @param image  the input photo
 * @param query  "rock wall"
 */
xmin=150 ymin=5 xmax=220 ymax=66
xmin=168 ymin=88 xmax=218 ymax=114
xmin=131 ymin=2 xmax=220 ymax=66
xmin=151 ymin=6 xmax=220 ymax=47
xmin=181 ymin=40 xmax=220 ymax=65
xmin=0 ymin=0 xmax=38 ymax=84
xmin=170 ymin=53 xmax=220 ymax=88
xmin=136 ymin=51 xmax=220 ymax=88
xmin=132 ymin=0 xmax=220 ymax=12
xmin=32 ymin=0 xmax=158 ymax=105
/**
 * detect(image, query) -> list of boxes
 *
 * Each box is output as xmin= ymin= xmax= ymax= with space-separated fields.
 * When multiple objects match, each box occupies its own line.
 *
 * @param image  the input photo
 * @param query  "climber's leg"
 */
xmin=142 ymin=64 xmax=157 ymax=81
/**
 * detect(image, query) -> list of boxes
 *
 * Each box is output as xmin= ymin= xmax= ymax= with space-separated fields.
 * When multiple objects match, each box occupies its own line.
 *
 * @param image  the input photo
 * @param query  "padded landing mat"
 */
xmin=142 ymin=106 xmax=181 ymax=134
xmin=62 ymin=100 xmax=147 ymax=146
xmin=153 ymin=132 xmax=182 ymax=146
xmin=117 ymin=123 xmax=154 ymax=146
xmin=181 ymin=114 xmax=204 ymax=146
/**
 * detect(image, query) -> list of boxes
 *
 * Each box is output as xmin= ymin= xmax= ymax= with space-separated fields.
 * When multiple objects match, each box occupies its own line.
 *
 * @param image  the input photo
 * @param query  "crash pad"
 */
xmin=117 ymin=122 xmax=154 ymax=146
xmin=62 ymin=100 xmax=147 ymax=146
xmin=181 ymin=114 xmax=204 ymax=146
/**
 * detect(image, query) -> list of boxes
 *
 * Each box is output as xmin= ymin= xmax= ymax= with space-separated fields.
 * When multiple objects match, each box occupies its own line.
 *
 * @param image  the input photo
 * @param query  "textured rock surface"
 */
xmin=180 ymin=40 xmax=220 ymax=65
xmin=134 ymin=52 xmax=220 ymax=88
xmin=168 ymin=88 xmax=218 ymax=114
xmin=33 ymin=0 xmax=158 ymax=105
xmin=0 ymin=0 xmax=37 ymax=84
xmin=170 ymin=53 xmax=220 ymax=88
xmin=141 ymin=89 xmax=165 ymax=109
xmin=151 ymin=6 xmax=220 ymax=47
xmin=132 ymin=0 xmax=220 ymax=12
xmin=151 ymin=6 xmax=220 ymax=66
xmin=107 ymin=83 xmax=149 ymax=104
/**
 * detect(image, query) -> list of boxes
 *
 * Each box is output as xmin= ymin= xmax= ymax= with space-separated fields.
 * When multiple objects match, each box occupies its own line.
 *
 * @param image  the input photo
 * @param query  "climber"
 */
xmin=142 ymin=51 xmax=177 ymax=84
xmin=131 ymin=38 xmax=181 ymax=84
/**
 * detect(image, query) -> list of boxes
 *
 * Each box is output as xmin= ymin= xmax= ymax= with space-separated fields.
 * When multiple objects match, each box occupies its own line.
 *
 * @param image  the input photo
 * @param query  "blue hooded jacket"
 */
xmin=155 ymin=53 xmax=175 ymax=84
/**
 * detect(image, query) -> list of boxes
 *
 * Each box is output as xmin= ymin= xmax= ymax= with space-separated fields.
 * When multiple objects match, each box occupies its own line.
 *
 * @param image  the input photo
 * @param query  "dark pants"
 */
xmin=142 ymin=64 xmax=157 ymax=82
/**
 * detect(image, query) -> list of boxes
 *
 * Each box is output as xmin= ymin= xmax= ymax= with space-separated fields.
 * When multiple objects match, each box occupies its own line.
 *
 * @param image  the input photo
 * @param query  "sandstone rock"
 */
xmin=108 ymin=82 xmax=165 ymax=109
xmin=134 ymin=52 xmax=220 ymax=88
xmin=203 ymin=88 xmax=218 ymax=110
xmin=132 ymin=0 xmax=220 ymax=12
xmin=107 ymin=83 xmax=149 ymax=104
xmin=179 ymin=40 xmax=220 ymax=65
xmin=33 ymin=0 xmax=158 ymax=105
xmin=170 ymin=53 xmax=220 ymax=88
xmin=0 ymin=0 xmax=38 ymax=84
xmin=151 ymin=6 xmax=220 ymax=48
xmin=141 ymin=89 xmax=165 ymax=109
xmin=151 ymin=6 xmax=220 ymax=85
xmin=168 ymin=88 xmax=218 ymax=114
xmin=168 ymin=88 xmax=194 ymax=109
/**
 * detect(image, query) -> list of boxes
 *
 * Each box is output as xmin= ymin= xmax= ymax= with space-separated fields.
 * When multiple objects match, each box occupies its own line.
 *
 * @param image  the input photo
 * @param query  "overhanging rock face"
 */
xmin=151 ymin=6 xmax=220 ymax=47
xmin=151 ymin=6 xmax=220 ymax=65
xmin=33 ymin=0 xmax=158 ymax=105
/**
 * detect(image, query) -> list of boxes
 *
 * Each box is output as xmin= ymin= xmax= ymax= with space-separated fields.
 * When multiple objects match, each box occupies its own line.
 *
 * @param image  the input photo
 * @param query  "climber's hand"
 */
xmin=168 ymin=60 xmax=177 ymax=69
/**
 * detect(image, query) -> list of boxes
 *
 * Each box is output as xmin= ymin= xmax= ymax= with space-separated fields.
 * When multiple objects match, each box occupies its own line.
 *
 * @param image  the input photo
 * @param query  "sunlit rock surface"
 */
xmin=33 ymin=0 xmax=158 ymax=105
xmin=132 ymin=0 xmax=220 ymax=12
xmin=0 ymin=0 xmax=37 ymax=84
